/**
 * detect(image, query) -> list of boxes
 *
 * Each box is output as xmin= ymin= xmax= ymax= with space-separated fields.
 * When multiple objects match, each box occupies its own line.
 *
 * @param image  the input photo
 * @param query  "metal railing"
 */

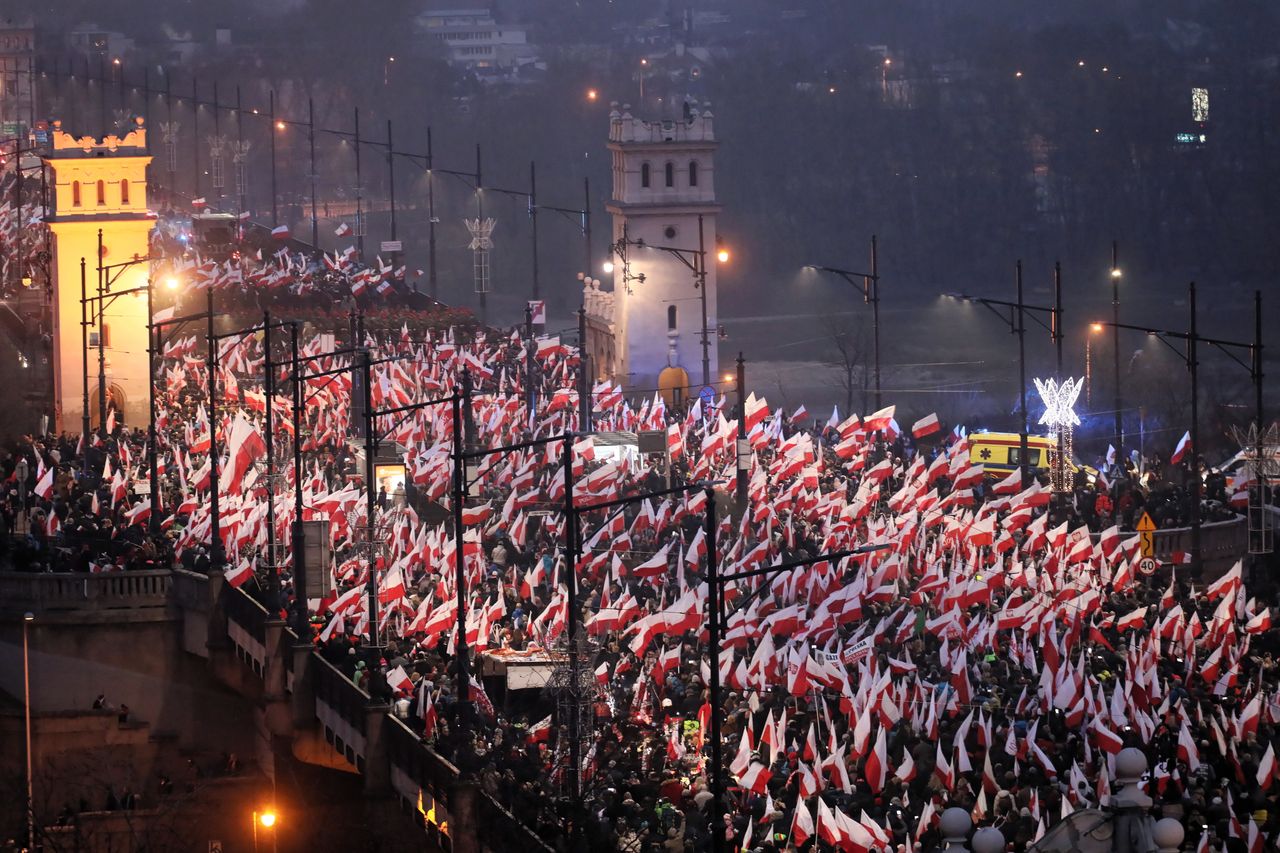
xmin=312 ymin=652 xmax=370 ymax=771
xmin=221 ymin=584 xmax=270 ymax=676
xmin=0 ymin=569 xmax=173 ymax=614
xmin=385 ymin=716 xmax=554 ymax=853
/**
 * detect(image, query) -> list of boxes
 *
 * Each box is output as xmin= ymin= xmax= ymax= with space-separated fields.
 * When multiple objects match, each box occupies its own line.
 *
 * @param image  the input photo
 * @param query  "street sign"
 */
xmin=1138 ymin=557 xmax=1159 ymax=576
xmin=1136 ymin=512 xmax=1156 ymax=559
xmin=379 ymin=240 xmax=403 ymax=253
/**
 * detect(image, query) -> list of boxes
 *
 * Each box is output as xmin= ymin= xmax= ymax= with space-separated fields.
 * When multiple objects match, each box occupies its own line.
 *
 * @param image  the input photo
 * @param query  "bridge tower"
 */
xmin=43 ymin=118 xmax=155 ymax=433
xmin=605 ymin=101 xmax=721 ymax=403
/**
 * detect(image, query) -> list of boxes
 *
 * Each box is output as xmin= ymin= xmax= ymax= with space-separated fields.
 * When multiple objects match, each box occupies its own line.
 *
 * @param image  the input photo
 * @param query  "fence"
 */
xmin=0 ymin=569 xmax=172 ymax=615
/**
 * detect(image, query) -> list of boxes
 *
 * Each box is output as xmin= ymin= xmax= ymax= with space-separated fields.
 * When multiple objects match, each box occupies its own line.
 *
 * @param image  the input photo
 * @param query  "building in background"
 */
xmin=591 ymin=101 xmax=721 ymax=405
xmin=43 ymin=119 xmax=155 ymax=432
xmin=0 ymin=18 xmax=35 ymax=134
xmin=418 ymin=8 xmax=539 ymax=74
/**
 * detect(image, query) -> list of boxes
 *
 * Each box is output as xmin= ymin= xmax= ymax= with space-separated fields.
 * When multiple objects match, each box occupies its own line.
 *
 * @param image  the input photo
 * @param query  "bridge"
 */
xmin=0 ymin=567 xmax=553 ymax=853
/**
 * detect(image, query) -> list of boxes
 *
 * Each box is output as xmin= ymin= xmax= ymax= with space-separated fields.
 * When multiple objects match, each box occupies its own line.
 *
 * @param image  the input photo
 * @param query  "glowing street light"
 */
xmin=258 ymin=811 xmax=277 ymax=829
xmin=716 ymin=247 xmax=730 ymax=264
xmin=601 ymin=260 xmax=614 ymax=274
xmin=164 ymin=276 xmax=180 ymax=291
xmin=586 ymin=88 xmax=598 ymax=102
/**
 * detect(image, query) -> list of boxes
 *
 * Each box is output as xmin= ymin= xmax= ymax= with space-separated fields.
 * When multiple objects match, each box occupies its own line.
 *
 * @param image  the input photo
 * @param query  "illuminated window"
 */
xmin=688 ymin=161 xmax=698 ymax=187
xmin=120 ymin=179 xmax=129 ymax=204
xmin=72 ymin=181 xmax=81 ymax=206
xmin=664 ymin=162 xmax=674 ymax=187
xmin=640 ymin=162 xmax=650 ymax=188
xmin=96 ymin=180 xmax=105 ymax=205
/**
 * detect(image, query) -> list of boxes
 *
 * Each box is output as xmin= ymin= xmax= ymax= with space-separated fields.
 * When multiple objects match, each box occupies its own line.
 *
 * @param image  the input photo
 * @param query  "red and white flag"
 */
xmin=911 ymin=413 xmax=941 ymax=439
xmin=1171 ymin=430 xmax=1191 ymax=464
xmin=271 ymin=224 xmax=291 ymax=240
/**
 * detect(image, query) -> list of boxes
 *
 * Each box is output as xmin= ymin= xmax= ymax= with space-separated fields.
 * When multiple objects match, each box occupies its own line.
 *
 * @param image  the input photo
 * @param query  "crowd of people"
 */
xmin=1 ymin=222 xmax=1278 ymax=853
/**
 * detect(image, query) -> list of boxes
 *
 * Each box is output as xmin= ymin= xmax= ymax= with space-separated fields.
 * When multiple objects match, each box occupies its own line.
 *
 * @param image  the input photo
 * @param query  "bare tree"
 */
xmin=822 ymin=314 xmax=869 ymax=415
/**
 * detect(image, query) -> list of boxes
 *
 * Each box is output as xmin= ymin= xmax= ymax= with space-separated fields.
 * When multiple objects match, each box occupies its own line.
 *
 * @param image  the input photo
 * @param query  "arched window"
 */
xmin=120 ymin=179 xmax=129 ymax=205
xmin=96 ymin=179 xmax=106 ymax=205
xmin=688 ymin=160 xmax=699 ymax=187
xmin=640 ymin=162 xmax=651 ymax=188
xmin=72 ymin=181 xmax=81 ymax=207
xmin=667 ymin=304 xmax=678 ymax=330
xmin=664 ymin=162 xmax=674 ymax=187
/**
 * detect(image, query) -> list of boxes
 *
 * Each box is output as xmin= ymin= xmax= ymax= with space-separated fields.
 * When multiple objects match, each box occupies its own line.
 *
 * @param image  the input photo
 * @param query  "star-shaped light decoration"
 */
xmin=1034 ymin=377 xmax=1083 ymax=428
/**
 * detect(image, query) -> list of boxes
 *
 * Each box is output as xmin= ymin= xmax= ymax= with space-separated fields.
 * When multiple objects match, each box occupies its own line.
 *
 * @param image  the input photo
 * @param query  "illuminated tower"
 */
xmin=43 ymin=118 xmax=155 ymax=433
xmin=606 ymin=102 xmax=720 ymax=400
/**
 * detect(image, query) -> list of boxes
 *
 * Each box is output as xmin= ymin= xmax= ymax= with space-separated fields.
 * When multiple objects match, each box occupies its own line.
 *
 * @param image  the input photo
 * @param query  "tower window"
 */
xmin=667 ymin=305 xmax=677 ymax=330
xmin=72 ymin=181 xmax=81 ymax=207
xmin=665 ymin=162 xmax=674 ymax=187
xmin=96 ymin=179 xmax=105 ymax=206
xmin=120 ymin=179 xmax=129 ymax=204
xmin=640 ymin=162 xmax=650 ymax=188
xmin=688 ymin=161 xmax=698 ymax=186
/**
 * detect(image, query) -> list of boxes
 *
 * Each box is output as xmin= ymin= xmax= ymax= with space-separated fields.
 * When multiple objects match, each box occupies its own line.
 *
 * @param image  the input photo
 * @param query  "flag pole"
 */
xmin=705 ymin=485 xmax=723 ymax=853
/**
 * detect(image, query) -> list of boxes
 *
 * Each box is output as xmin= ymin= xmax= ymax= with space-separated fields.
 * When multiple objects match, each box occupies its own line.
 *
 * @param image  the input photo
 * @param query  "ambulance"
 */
xmin=967 ymin=432 xmax=1096 ymax=484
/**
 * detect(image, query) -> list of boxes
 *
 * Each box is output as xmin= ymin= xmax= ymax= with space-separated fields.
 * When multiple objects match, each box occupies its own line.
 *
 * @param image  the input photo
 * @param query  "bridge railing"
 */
xmin=312 ymin=653 xmax=370 ymax=772
xmin=221 ymin=584 xmax=269 ymax=677
xmin=1089 ymin=515 xmax=1247 ymax=575
xmin=384 ymin=716 xmax=554 ymax=853
xmin=0 ymin=569 xmax=172 ymax=615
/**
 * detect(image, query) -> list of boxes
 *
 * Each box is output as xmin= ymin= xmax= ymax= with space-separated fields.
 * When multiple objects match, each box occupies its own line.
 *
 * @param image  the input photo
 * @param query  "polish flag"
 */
xmin=864 ymin=725 xmax=887 ymax=793
xmin=334 ymin=222 xmax=352 ymax=237
xmin=1116 ymin=606 xmax=1148 ymax=632
xmin=744 ymin=393 xmax=769 ymax=431
xmin=526 ymin=715 xmax=553 ymax=743
xmin=226 ymin=557 xmax=255 ymax=588
xmin=33 ymin=464 xmax=54 ymax=500
xmin=992 ymin=468 xmax=1022 ymax=495
xmin=1256 ymin=742 xmax=1276 ymax=790
xmin=1090 ymin=718 xmax=1124 ymax=755
xmin=791 ymin=800 xmax=814 ymax=847
xmin=864 ymin=405 xmax=896 ymax=432
xmin=893 ymin=748 xmax=916 ymax=782
xmin=631 ymin=544 xmax=670 ymax=578
xmin=271 ymin=225 xmax=291 ymax=240
xmin=737 ymin=761 xmax=772 ymax=795
xmin=1170 ymin=430 xmax=1191 ymax=464
xmin=911 ymin=413 xmax=941 ymax=439
xmin=191 ymin=197 xmax=207 ymax=208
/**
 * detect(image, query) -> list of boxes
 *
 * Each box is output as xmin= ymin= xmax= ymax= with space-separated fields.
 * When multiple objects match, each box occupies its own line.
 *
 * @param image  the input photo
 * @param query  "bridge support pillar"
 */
xmin=448 ymin=781 xmax=480 ymax=853
xmin=363 ymin=703 xmax=393 ymax=797
xmin=263 ymin=619 xmax=293 ymax=738
xmin=290 ymin=642 xmax=316 ymax=729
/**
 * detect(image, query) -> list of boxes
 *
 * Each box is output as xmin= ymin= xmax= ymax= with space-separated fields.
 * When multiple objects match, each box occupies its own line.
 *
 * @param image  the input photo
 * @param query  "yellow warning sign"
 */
xmin=1137 ymin=512 xmax=1156 ymax=558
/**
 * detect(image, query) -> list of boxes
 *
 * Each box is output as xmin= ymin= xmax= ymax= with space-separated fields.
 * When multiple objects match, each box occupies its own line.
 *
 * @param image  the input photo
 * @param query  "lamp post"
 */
xmin=941 ymin=261 xmax=1063 ymax=489
xmin=803 ymin=234 xmax=881 ymax=409
xmin=1095 ymin=283 xmax=1263 ymax=573
xmin=607 ymin=217 xmax=728 ymax=388
xmin=23 ymin=611 xmax=35 ymax=853
xmin=1111 ymin=242 xmax=1123 ymax=451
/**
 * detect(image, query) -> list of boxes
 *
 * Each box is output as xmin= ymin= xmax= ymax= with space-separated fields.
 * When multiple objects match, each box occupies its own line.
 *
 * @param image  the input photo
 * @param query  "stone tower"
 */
xmin=605 ymin=101 xmax=720 ymax=402
xmin=43 ymin=118 xmax=155 ymax=433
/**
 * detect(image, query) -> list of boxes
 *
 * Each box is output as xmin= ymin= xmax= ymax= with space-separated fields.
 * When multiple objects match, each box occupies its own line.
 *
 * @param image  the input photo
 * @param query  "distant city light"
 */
xmin=1192 ymin=87 xmax=1209 ymax=123
xmin=587 ymin=88 xmax=598 ymax=101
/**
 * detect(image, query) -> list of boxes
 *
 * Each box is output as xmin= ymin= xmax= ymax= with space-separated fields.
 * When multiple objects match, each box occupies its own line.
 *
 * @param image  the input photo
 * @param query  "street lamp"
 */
xmin=1094 ymin=283 xmax=1264 ymax=574
xmin=608 ymin=215 xmax=726 ymax=387
xmin=252 ymin=808 xmax=278 ymax=852
xmin=601 ymin=260 xmax=614 ymax=274
xmin=23 ymin=611 xmax=34 ymax=853
xmin=803 ymin=235 xmax=882 ymax=408
xmin=940 ymin=260 xmax=1064 ymax=489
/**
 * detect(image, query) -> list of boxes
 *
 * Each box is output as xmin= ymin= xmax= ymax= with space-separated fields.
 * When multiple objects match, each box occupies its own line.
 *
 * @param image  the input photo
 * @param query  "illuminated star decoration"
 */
xmin=1034 ymin=377 xmax=1082 ymax=428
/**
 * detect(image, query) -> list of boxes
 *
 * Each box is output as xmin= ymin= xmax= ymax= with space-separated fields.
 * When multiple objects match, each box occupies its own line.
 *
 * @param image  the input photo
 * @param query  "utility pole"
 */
xmin=735 ymin=354 xmax=748 ymax=507
xmin=1112 ymin=241 xmax=1123 ymax=451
